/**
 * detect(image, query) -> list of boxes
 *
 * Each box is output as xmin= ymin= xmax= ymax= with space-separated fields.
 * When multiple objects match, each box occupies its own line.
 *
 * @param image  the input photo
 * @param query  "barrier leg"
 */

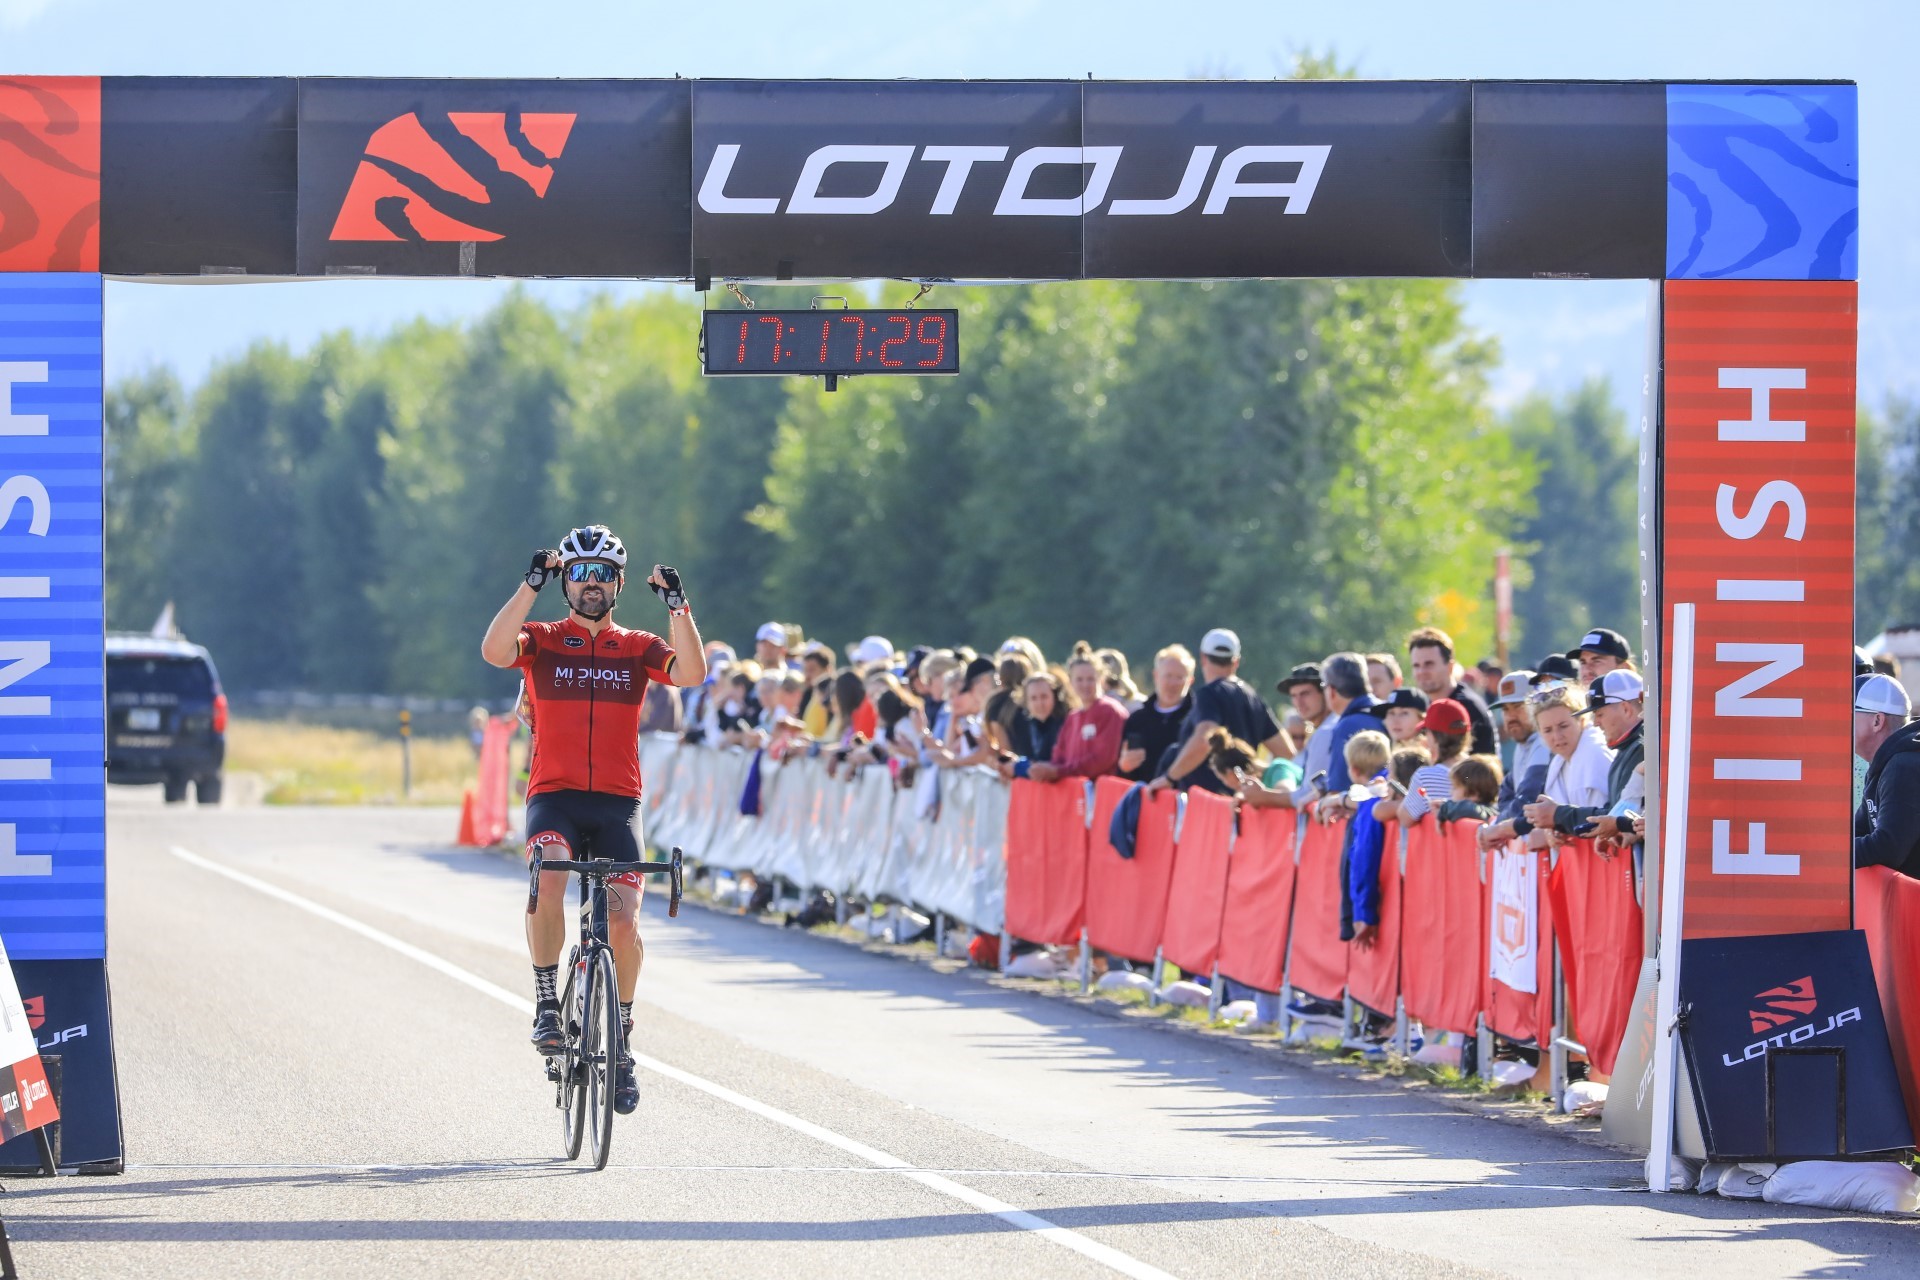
xmin=1208 ymin=968 xmax=1223 ymax=1020
xmin=934 ymin=913 xmax=946 ymax=957
xmin=1079 ymin=929 xmax=1092 ymax=994
xmin=835 ymin=895 xmax=848 ymax=926
xmin=1148 ymin=949 xmax=1165 ymax=1007
xmin=1549 ymin=945 xmax=1569 ymax=1103
xmin=1395 ymin=997 xmax=1410 ymax=1058
xmin=1477 ymin=1016 xmax=1495 ymax=1084
xmin=998 ymin=931 xmax=1012 ymax=972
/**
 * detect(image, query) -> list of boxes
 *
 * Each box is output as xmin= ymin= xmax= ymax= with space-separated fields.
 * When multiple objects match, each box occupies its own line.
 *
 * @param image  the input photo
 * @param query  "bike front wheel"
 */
xmin=558 ymin=962 xmax=586 ymax=1160
xmin=583 ymin=945 xmax=620 ymax=1171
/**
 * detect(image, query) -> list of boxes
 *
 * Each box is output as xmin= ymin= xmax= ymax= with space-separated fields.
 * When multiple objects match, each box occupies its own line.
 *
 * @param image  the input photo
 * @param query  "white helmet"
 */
xmin=556 ymin=524 xmax=626 ymax=568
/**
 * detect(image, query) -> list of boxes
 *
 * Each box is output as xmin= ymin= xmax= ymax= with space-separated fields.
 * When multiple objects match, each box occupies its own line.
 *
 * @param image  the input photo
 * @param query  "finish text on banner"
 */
xmin=0 ymin=273 xmax=106 ymax=960
xmin=1661 ymin=280 xmax=1856 ymax=938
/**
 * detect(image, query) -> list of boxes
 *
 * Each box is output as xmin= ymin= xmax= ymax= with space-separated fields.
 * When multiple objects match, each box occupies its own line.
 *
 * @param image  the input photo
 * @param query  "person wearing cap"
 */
xmin=1529 ymin=653 xmax=1581 ymax=689
xmin=1239 ymin=662 xmax=1330 ymax=811
xmin=1405 ymin=626 xmax=1496 ymax=755
xmin=926 ymin=656 xmax=1002 ymax=770
xmin=1148 ymin=628 xmax=1294 ymax=796
xmin=1311 ymin=652 xmax=1382 ymax=820
xmin=1395 ymin=699 xmax=1473 ymax=824
xmin=1569 ymin=627 xmax=1635 ymax=685
xmin=1524 ymin=670 xmax=1645 ymax=842
xmin=1118 ymin=644 xmax=1195 ymax=783
xmin=1365 ymin=687 xmax=1430 ymax=746
xmin=754 ymin=621 xmax=791 ymax=672
xmin=1854 ymin=673 xmax=1920 ymax=878
xmin=1491 ymin=670 xmax=1550 ymax=825
xmin=848 ymin=634 xmax=895 ymax=672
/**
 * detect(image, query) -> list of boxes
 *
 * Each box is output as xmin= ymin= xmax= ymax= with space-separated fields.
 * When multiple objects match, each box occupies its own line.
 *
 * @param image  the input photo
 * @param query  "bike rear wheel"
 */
xmin=583 ymin=945 xmax=620 ymax=1171
xmin=557 ymin=960 xmax=586 ymax=1160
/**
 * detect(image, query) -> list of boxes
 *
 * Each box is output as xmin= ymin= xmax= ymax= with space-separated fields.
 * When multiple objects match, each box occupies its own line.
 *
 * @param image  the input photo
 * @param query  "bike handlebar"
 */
xmin=525 ymin=851 xmax=679 ymax=915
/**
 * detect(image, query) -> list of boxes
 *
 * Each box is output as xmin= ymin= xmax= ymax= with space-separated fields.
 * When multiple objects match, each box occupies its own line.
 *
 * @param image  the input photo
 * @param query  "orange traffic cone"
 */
xmin=455 ymin=787 xmax=480 ymax=846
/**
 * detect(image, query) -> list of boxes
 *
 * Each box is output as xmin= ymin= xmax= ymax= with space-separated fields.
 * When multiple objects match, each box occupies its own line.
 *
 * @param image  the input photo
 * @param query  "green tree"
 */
xmin=103 ymin=369 xmax=191 ymax=632
xmin=1856 ymin=398 xmax=1920 ymax=639
xmin=1505 ymin=379 xmax=1638 ymax=664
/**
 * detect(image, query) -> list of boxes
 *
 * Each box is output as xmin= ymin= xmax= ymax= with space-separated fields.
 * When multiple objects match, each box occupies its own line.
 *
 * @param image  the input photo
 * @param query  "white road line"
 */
xmin=167 ymin=845 xmax=1181 ymax=1280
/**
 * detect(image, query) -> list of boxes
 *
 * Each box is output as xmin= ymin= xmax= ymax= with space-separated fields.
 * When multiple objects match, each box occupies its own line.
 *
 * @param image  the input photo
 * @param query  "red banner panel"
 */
xmin=1085 ymin=781 xmax=1178 ymax=967
xmin=0 ymin=77 xmax=100 ymax=271
xmin=1346 ymin=822 xmax=1403 ymax=1017
xmin=1545 ymin=841 xmax=1644 ymax=1075
xmin=1004 ymin=779 xmax=1089 ymax=947
xmin=1856 ymin=868 xmax=1920 ymax=1125
xmin=1158 ymin=790 xmax=1234 ymax=978
xmin=1662 ymin=280 xmax=1856 ymax=939
xmin=1217 ymin=806 xmax=1298 ymax=993
xmin=1287 ymin=818 xmax=1350 ymax=1004
xmin=1398 ymin=817 xmax=1485 ymax=1036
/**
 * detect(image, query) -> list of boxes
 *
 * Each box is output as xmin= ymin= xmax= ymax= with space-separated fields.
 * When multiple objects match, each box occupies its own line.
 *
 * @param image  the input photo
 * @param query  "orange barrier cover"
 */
xmin=1004 ymin=779 xmax=1089 ymax=946
xmin=1544 ymin=839 xmax=1644 ymax=1076
xmin=1085 ymin=782 xmax=1178 ymax=966
xmin=1216 ymin=806 xmax=1298 ymax=993
xmin=473 ymin=715 xmax=514 ymax=846
xmin=1346 ymin=821 xmax=1402 ymax=1017
xmin=1482 ymin=841 xmax=1553 ymax=1045
xmin=1158 ymin=790 xmax=1234 ymax=978
xmin=1399 ymin=817 xmax=1485 ymax=1036
xmin=1287 ymin=818 xmax=1350 ymax=1004
xmin=1856 ymin=867 xmax=1920 ymax=1124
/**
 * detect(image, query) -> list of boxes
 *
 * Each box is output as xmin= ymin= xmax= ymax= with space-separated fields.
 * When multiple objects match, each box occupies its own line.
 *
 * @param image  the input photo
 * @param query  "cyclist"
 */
xmin=481 ymin=525 xmax=707 ymax=1114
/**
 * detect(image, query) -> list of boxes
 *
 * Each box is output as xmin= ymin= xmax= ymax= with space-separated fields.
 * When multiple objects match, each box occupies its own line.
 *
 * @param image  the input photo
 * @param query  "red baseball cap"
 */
xmin=1420 ymin=698 xmax=1471 ymax=735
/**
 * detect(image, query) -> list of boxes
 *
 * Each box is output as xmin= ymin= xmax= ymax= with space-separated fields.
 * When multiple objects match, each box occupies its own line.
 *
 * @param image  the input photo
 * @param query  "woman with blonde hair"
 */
xmin=1092 ymin=645 xmax=1145 ymax=711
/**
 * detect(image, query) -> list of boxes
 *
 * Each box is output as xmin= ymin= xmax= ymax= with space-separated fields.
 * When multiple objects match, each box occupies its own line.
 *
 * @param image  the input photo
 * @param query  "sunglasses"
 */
xmin=565 ymin=561 xmax=621 ymax=584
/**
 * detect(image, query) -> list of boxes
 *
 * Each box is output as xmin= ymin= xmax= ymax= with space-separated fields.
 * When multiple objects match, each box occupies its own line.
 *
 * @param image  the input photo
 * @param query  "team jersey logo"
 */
xmin=564 ymin=635 xmax=585 ymax=648
xmin=329 ymin=110 xmax=577 ymax=243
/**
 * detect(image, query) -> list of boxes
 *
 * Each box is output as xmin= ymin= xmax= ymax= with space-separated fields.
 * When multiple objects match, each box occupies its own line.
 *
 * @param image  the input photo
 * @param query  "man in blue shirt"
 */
xmin=1149 ymin=627 xmax=1294 ymax=795
xmin=1314 ymin=651 xmax=1382 ymax=821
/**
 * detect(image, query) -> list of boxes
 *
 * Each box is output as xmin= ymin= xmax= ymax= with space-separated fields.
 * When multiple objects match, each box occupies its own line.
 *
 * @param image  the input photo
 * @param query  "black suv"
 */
xmin=105 ymin=635 xmax=227 ymax=804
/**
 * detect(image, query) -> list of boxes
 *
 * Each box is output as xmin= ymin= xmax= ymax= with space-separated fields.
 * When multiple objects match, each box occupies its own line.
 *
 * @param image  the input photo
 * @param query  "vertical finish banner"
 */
xmin=1661 ymin=278 xmax=1856 ymax=938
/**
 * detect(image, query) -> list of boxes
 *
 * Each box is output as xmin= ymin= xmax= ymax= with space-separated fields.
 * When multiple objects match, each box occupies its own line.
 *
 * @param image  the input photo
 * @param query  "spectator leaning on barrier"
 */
xmin=1438 ymin=754 xmax=1502 ymax=825
xmin=1502 ymin=683 xmax=1613 ymax=848
xmin=1854 ymin=673 xmax=1920 ymax=877
xmin=1406 ymin=626 xmax=1497 ymax=755
xmin=1119 ymin=645 xmax=1196 ymax=783
xmin=928 ymin=656 xmax=1000 ymax=770
xmin=1379 ymin=698 xmax=1470 ymax=825
xmin=797 ymin=642 xmax=834 ymax=737
xmin=1535 ymin=670 xmax=1646 ymax=845
xmin=1491 ymin=670 xmax=1549 ymax=825
xmin=1276 ymin=663 xmax=1334 ymax=810
xmin=1026 ymin=645 xmax=1129 ymax=782
xmin=1314 ymin=652 xmax=1382 ymax=820
xmin=1367 ymin=652 xmax=1403 ymax=703
xmin=1569 ymin=627 xmax=1636 ymax=685
xmin=1004 ymin=668 xmax=1071 ymax=776
xmin=984 ymin=653 xmax=1033 ymax=756
xmin=1149 ymin=628 xmax=1294 ymax=796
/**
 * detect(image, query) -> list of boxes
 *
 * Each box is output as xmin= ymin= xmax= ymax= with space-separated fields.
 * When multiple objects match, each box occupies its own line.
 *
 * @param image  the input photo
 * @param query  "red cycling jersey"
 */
xmin=514 ymin=617 xmax=676 ymax=798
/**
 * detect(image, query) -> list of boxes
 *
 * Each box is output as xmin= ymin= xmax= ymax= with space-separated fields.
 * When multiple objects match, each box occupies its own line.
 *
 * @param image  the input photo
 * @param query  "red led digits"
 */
xmin=878 ymin=314 xmax=911 ymax=368
xmin=736 ymin=319 xmax=750 ymax=366
xmin=915 ymin=314 xmax=947 ymax=368
xmin=838 ymin=313 xmax=866 ymax=363
xmin=818 ymin=318 xmax=832 ymax=365
xmin=757 ymin=313 xmax=784 ymax=365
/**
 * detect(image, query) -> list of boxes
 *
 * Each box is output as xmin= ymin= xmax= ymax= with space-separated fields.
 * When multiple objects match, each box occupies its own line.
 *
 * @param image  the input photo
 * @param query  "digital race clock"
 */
xmin=701 ymin=309 xmax=959 ymax=378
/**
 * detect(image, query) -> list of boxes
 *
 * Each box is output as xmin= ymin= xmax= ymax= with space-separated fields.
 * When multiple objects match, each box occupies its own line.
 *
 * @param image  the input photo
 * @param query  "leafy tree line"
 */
xmin=106 ymin=281 xmax=1679 ymax=703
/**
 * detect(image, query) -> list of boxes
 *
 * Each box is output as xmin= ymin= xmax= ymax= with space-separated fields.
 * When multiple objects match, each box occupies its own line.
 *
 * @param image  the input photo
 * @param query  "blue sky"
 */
xmin=7 ymin=0 xmax=1911 ymax=417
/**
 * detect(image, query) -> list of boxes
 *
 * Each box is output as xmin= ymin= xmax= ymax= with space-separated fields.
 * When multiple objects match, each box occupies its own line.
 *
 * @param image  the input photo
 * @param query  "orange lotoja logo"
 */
xmin=22 ymin=995 xmax=44 ymax=1031
xmin=329 ymin=110 xmax=577 ymax=243
xmin=1748 ymin=976 xmax=1817 ymax=1035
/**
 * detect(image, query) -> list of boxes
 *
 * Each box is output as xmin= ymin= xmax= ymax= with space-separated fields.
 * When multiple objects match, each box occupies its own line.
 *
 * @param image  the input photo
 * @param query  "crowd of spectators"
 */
xmin=663 ymin=615 xmax=1920 ymax=952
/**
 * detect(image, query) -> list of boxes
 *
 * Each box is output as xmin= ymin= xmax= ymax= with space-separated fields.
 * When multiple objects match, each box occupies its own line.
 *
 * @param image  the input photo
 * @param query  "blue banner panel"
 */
xmin=1667 ymin=83 xmax=1857 ymax=281
xmin=0 ymin=273 xmax=105 ymax=961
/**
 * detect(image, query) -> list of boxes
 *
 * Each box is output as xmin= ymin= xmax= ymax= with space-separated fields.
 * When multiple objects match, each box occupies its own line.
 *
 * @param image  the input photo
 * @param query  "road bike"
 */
xmin=525 ymin=845 xmax=683 ymax=1170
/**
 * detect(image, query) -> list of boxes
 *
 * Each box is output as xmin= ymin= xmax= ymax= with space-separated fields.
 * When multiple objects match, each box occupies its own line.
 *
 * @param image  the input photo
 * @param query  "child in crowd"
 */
xmin=1438 ymin=753 xmax=1503 ymax=825
xmin=1338 ymin=730 xmax=1393 ymax=951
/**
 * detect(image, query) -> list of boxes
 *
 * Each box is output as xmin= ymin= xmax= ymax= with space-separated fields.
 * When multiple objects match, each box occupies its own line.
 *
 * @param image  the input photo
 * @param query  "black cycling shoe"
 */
xmin=614 ymin=1053 xmax=640 ymax=1115
xmin=530 ymin=1003 xmax=563 ymax=1056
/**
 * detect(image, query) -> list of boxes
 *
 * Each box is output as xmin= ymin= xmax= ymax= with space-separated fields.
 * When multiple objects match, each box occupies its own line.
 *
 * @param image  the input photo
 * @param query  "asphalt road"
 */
xmin=4 ymin=794 xmax=1917 ymax=1278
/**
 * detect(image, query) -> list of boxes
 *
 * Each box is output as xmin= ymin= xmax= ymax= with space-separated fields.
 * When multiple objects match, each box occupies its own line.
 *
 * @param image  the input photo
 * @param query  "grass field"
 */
xmin=225 ymin=717 xmax=511 ymax=805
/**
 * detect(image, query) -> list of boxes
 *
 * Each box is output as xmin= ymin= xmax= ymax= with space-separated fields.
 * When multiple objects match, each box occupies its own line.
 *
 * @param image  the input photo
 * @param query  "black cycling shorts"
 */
xmin=525 ymin=789 xmax=647 ymax=888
